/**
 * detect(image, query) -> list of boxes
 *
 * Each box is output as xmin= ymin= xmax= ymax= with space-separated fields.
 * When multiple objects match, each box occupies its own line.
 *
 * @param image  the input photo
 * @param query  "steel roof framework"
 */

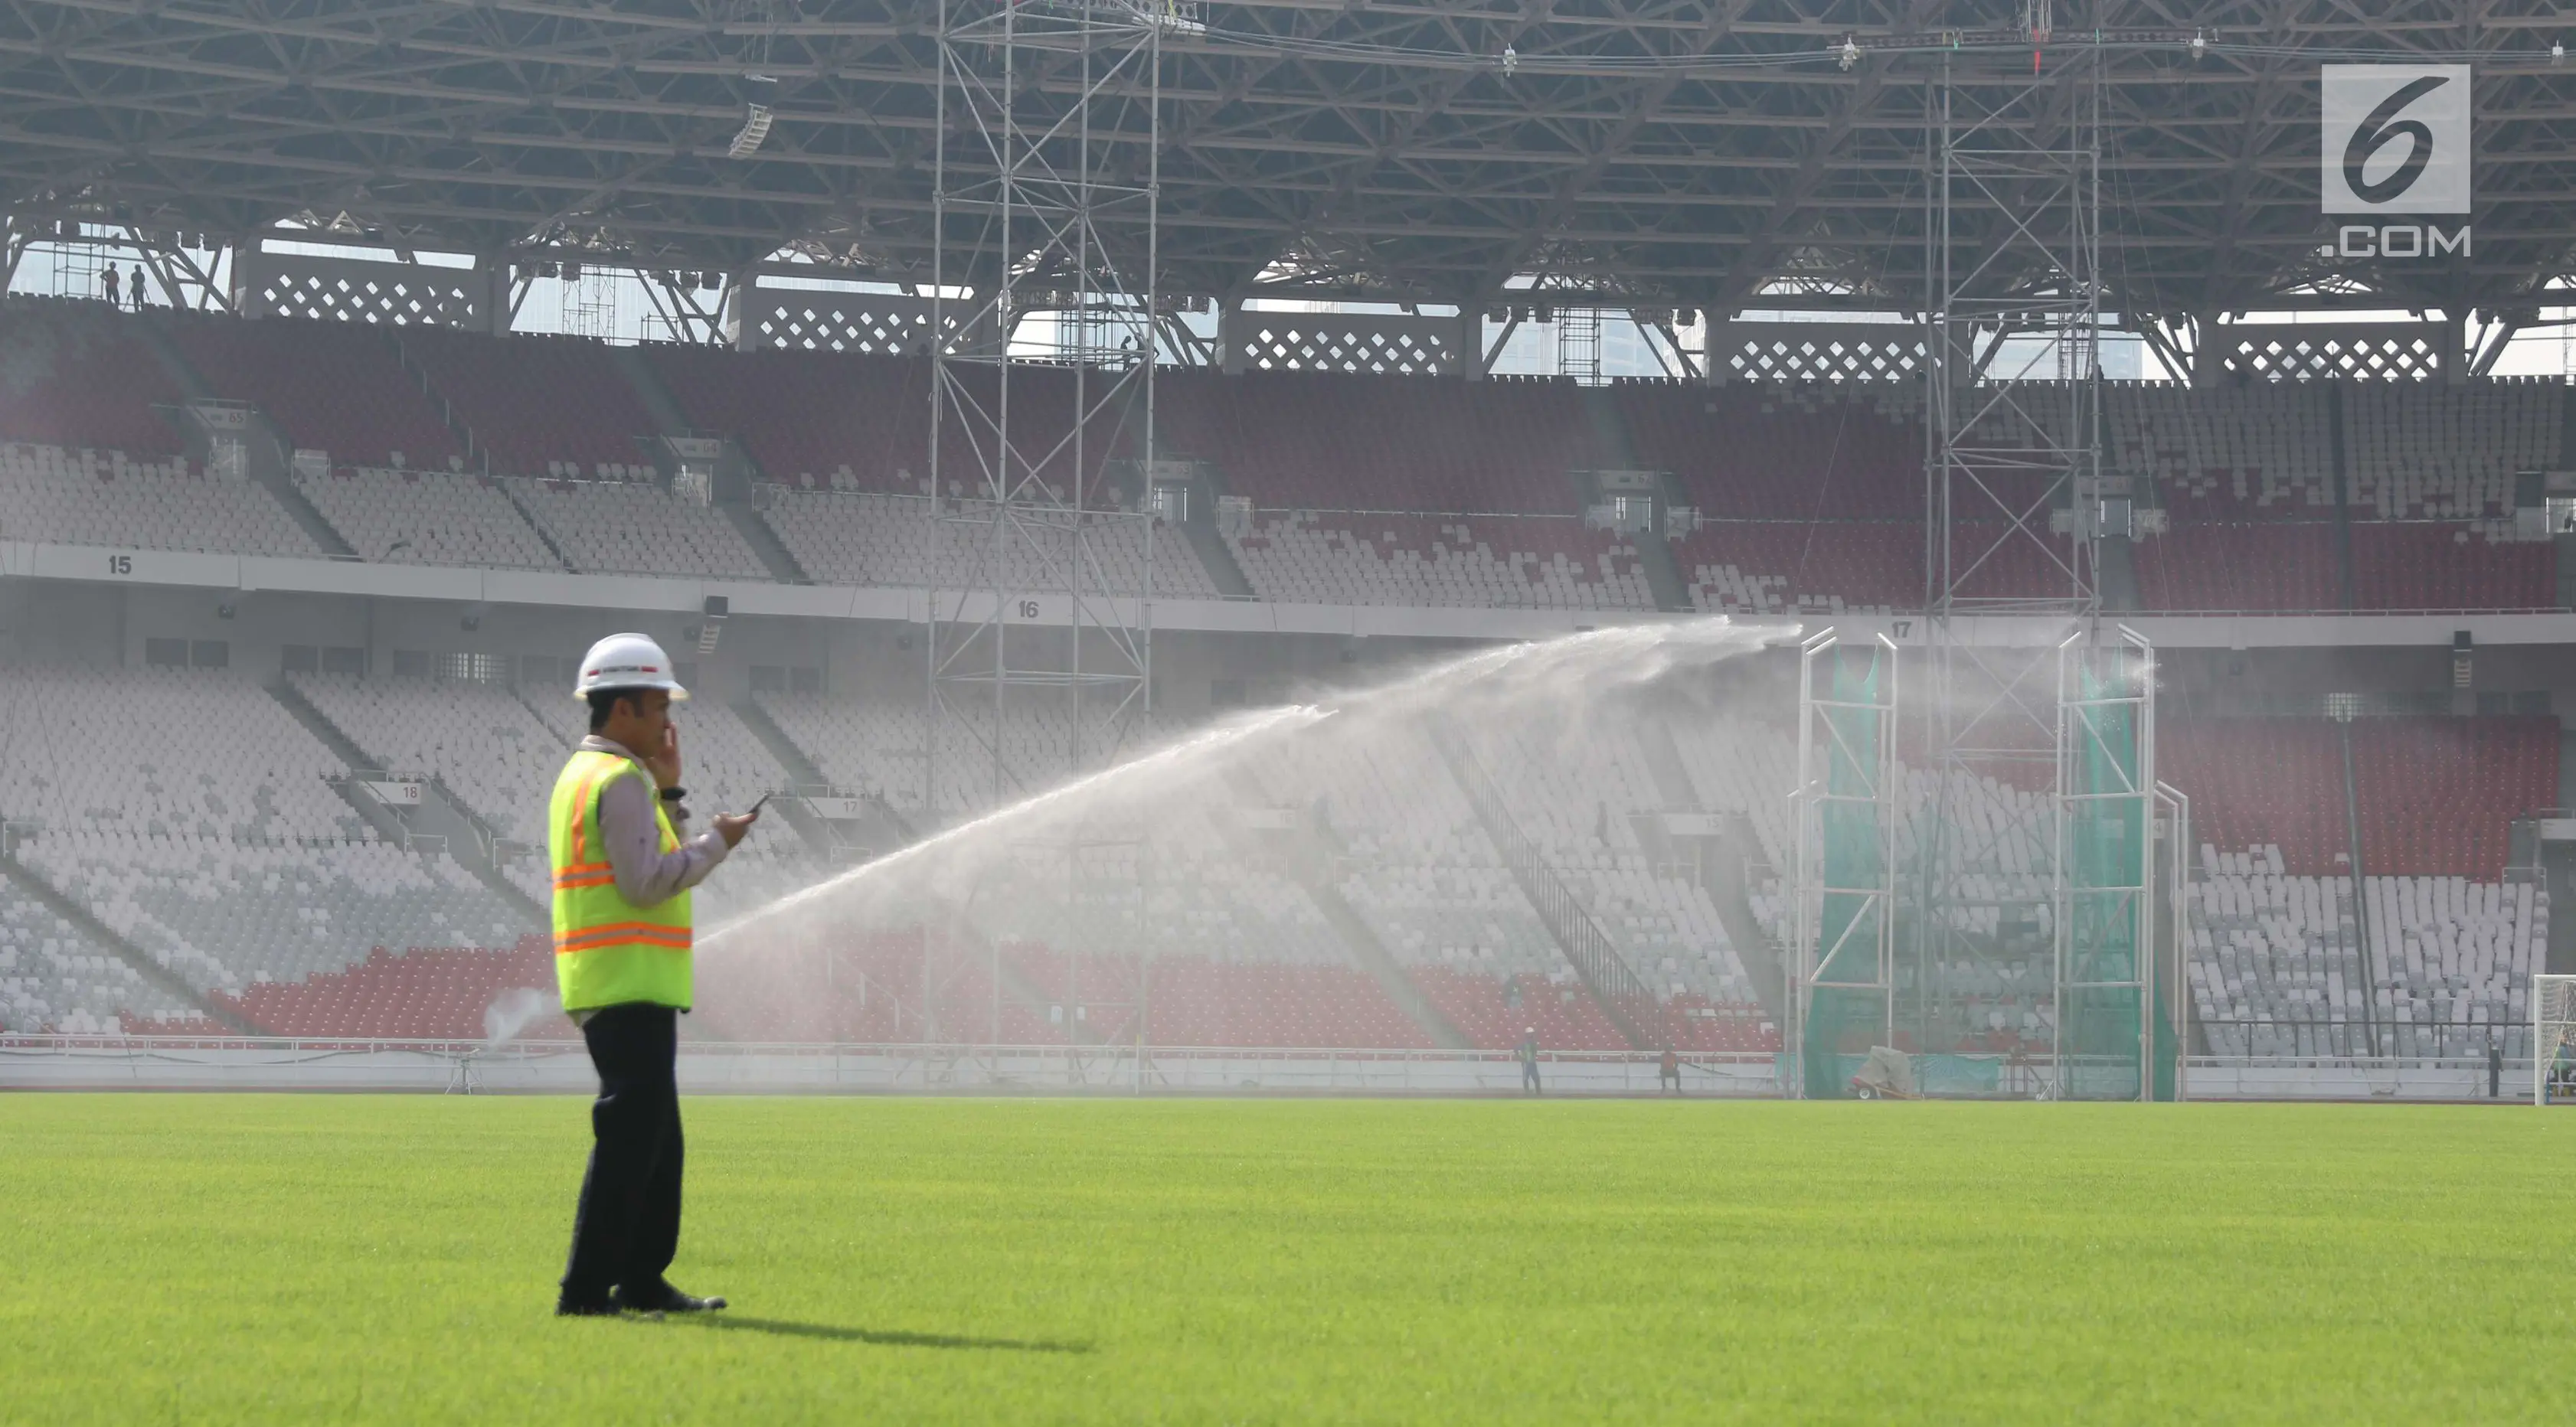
xmin=2 ymin=2 xmax=2573 ymax=329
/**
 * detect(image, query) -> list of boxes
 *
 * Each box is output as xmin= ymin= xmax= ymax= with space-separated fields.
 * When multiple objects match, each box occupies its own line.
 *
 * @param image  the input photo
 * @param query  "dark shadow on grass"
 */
xmin=652 ymin=1314 xmax=1092 ymax=1354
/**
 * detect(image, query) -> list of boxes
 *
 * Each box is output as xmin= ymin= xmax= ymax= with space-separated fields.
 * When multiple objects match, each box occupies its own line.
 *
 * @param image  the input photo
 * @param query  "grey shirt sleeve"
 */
xmin=595 ymin=772 xmax=728 ymax=908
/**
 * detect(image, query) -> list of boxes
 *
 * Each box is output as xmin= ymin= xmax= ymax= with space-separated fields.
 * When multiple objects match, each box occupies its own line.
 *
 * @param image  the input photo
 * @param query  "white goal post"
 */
xmin=2537 ymin=975 xmax=2576 ymax=1106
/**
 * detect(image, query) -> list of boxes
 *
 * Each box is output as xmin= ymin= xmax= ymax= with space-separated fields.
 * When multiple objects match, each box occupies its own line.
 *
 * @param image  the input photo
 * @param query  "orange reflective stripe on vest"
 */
xmin=554 ymin=922 xmax=695 ymax=953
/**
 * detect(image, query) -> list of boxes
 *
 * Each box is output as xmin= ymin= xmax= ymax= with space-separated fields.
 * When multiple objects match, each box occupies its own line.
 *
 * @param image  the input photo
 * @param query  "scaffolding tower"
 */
xmin=1904 ymin=38 xmax=2168 ymax=1099
xmin=922 ymin=0 xmax=1180 ymax=1060
xmin=927 ymin=0 xmax=1173 ymax=816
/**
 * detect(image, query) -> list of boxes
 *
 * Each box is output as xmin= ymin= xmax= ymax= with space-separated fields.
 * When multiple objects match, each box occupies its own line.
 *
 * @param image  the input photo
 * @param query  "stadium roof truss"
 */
xmin=3 ymin=2 xmax=2576 ymax=327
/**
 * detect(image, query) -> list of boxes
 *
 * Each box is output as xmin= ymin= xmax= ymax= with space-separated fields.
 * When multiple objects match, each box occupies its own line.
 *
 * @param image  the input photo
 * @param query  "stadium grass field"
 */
xmin=2 ymin=1096 xmax=2568 ymax=1424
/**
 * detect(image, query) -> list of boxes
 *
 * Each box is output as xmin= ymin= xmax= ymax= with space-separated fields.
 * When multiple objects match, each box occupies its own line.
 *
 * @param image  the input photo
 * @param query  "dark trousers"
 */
xmin=1522 ymin=1060 xmax=1541 ymax=1094
xmin=561 ymin=1003 xmax=684 ymax=1304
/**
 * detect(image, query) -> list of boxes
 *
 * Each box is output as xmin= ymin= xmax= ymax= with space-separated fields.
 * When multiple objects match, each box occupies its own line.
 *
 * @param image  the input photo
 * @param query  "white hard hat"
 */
xmin=573 ymin=632 xmax=690 ymax=701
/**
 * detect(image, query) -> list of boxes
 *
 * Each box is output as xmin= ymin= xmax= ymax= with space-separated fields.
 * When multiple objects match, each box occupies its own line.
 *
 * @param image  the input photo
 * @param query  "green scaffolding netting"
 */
xmin=2063 ymin=654 xmax=2178 ymax=1101
xmin=1805 ymin=649 xmax=1886 ymax=1099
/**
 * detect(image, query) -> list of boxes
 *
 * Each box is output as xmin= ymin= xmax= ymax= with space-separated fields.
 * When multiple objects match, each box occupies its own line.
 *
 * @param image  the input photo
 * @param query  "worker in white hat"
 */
xmin=550 ymin=632 xmax=758 ymax=1317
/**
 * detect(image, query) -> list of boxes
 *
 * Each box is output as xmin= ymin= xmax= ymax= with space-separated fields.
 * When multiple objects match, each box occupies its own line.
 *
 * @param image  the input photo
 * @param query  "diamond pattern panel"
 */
xmin=260 ymin=272 xmax=479 ymax=328
xmin=2226 ymin=330 xmax=2442 ymax=383
xmin=1245 ymin=323 xmax=1455 ymax=375
xmin=1724 ymin=327 xmax=1923 ymax=384
xmin=756 ymin=301 xmax=943 ymax=354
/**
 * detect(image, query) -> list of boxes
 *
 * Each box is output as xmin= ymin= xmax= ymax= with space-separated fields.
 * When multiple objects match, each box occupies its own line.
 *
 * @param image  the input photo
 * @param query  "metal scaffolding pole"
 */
xmin=1790 ymin=629 xmax=1899 ymax=1098
xmin=2056 ymin=625 xmax=2159 ymax=1102
xmin=925 ymin=0 xmax=1183 ymax=1058
xmin=2155 ymin=780 xmax=2192 ymax=1100
xmin=929 ymin=0 xmax=1172 ymax=801
xmin=1915 ymin=31 xmax=2119 ymax=1096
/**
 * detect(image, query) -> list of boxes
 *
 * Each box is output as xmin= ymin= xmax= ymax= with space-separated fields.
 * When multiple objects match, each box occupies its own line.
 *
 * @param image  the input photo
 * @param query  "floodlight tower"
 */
xmin=1914 ymin=36 xmax=2162 ymax=1100
xmin=925 ymin=0 xmax=1180 ymax=1063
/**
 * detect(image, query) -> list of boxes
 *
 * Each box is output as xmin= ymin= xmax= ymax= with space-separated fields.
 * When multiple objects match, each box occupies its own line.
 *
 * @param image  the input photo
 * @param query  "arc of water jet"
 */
xmin=700 ymin=703 xmax=1331 ymax=950
xmin=697 ymin=616 xmax=1790 ymax=954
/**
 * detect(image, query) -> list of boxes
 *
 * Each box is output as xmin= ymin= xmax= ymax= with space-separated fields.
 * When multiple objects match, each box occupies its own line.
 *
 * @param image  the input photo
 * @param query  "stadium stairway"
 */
xmin=317 ymin=763 xmax=420 ymax=847
xmin=1636 ymin=477 xmax=1695 ymax=613
xmin=210 ymin=420 xmax=357 ymax=559
xmin=609 ymin=344 xmax=697 ymax=439
xmin=729 ymin=698 xmax=915 ymax=857
xmin=1635 ymin=720 xmax=1787 ymax=1018
xmin=1577 ymin=387 xmax=1692 ymax=612
xmin=740 ymin=757 xmax=842 ymax=860
xmin=1216 ymin=764 xmax=1472 ymax=1050
xmin=136 ymin=315 xmax=359 ymax=559
xmin=1433 ymin=727 xmax=1658 ymax=1049
xmin=416 ymin=786 xmax=542 ymax=922
xmin=492 ymin=478 xmax=578 ymax=571
xmin=1708 ymin=812 xmax=1786 ymax=1012
xmin=2097 ymin=534 xmax=2140 ymax=612
xmin=720 ymin=493 xmax=814 ymax=586
xmin=266 ymin=679 xmax=548 ymax=926
xmin=0 ymin=847 xmax=261 ymax=1034
xmin=610 ymin=341 xmax=823 ymax=588
xmin=253 ymin=449 xmax=359 ymax=558
xmin=384 ymin=328 xmax=492 ymax=473
xmin=297 ymin=751 xmax=539 ymax=937
xmin=127 ymin=309 xmax=211 ymax=403
xmin=1178 ymin=475 xmax=1257 ymax=599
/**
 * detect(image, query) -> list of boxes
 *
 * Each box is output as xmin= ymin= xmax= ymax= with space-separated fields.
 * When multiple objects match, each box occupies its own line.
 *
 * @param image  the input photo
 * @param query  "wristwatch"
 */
xmin=659 ymin=786 xmax=687 ymax=803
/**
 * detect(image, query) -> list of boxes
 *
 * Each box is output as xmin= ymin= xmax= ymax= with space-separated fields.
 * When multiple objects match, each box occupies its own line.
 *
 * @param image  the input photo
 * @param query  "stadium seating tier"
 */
xmin=166 ymin=314 xmax=462 ymax=470
xmin=0 ymin=301 xmax=185 ymax=456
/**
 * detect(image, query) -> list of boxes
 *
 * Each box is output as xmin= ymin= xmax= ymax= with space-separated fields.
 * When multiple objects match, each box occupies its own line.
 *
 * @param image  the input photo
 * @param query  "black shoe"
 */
xmin=555 ymin=1296 xmax=621 ymax=1318
xmin=614 ymin=1281 xmax=727 ymax=1315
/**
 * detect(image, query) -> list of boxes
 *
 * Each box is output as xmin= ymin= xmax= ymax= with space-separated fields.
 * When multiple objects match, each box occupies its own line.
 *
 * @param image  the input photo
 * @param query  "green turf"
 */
xmin=1 ymin=1095 xmax=2568 ymax=1424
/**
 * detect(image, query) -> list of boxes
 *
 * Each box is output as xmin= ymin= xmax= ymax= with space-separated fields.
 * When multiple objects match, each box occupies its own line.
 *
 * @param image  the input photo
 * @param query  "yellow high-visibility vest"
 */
xmin=548 ymin=747 xmax=692 ymax=1014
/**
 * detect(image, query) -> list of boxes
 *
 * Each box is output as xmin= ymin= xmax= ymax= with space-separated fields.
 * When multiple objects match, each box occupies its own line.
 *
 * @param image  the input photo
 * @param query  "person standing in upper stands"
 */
xmin=128 ymin=265 xmax=146 ymax=311
xmin=100 ymin=266 xmax=118 ymax=308
xmin=1518 ymin=1027 xmax=1542 ymax=1096
xmin=551 ymin=632 xmax=759 ymax=1318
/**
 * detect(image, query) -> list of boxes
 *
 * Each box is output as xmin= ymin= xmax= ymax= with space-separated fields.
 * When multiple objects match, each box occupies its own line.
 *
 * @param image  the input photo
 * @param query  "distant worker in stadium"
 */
xmin=1519 ymin=1027 xmax=1541 ymax=1096
xmin=551 ymin=632 xmax=759 ymax=1318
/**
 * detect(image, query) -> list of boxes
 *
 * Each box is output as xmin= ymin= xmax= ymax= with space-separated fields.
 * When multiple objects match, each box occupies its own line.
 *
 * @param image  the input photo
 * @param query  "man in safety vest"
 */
xmin=552 ymin=632 xmax=759 ymax=1318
